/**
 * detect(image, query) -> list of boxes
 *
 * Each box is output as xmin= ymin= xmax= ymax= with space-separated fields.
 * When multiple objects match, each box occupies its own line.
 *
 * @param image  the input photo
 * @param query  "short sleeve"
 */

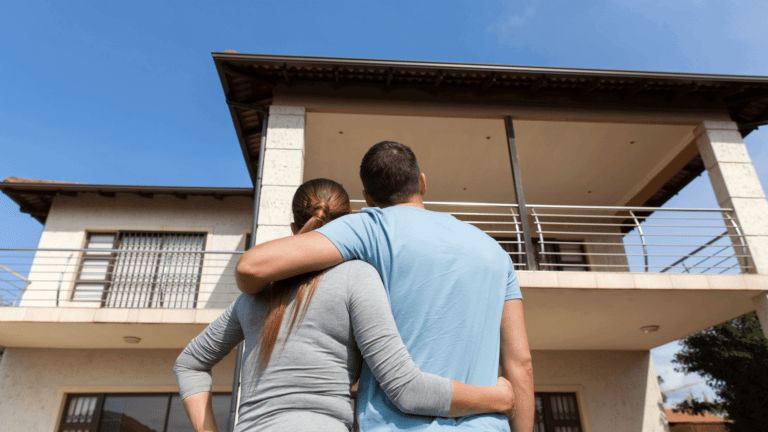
xmin=505 ymin=257 xmax=522 ymax=301
xmin=316 ymin=211 xmax=380 ymax=263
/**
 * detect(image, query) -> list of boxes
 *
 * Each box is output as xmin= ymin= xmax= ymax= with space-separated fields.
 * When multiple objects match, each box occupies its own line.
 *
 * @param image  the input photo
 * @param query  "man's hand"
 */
xmin=496 ymin=376 xmax=515 ymax=413
xmin=500 ymin=299 xmax=534 ymax=432
xmin=236 ymin=231 xmax=344 ymax=294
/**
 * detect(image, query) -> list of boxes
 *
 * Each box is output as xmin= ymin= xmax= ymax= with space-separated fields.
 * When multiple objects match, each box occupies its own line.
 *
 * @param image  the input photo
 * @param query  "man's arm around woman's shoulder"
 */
xmin=236 ymin=232 xmax=343 ymax=294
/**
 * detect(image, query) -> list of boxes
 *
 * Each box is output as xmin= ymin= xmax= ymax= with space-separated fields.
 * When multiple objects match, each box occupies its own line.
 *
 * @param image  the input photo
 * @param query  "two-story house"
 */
xmin=1 ymin=53 xmax=767 ymax=432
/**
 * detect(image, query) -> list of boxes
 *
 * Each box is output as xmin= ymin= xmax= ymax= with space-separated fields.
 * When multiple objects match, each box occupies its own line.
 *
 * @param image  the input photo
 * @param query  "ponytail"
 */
xmin=255 ymin=179 xmax=350 ymax=371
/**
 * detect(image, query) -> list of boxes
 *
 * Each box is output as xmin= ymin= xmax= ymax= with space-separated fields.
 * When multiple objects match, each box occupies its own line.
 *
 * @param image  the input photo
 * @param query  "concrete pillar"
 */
xmin=254 ymin=105 xmax=305 ymax=245
xmin=694 ymin=121 xmax=768 ymax=275
xmin=695 ymin=120 xmax=768 ymax=338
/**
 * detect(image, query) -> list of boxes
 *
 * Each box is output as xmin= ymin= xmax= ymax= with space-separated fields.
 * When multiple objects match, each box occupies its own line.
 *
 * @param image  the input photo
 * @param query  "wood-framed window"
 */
xmin=73 ymin=231 xmax=207 ymax=308
xmin=57 ymin=392 xmax=231 ymax=432
xmin=534 ymin=392 xmax=584 ymax=432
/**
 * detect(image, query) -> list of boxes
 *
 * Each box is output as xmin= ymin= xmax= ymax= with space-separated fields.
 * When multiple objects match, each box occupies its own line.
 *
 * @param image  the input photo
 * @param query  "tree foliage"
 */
xmin=672 ymin=312 xmax=768 ymax=432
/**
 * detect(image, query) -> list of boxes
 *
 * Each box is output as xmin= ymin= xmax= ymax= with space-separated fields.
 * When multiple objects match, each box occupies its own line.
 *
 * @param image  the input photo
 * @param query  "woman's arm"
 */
xmin=174 ymin=296 xmax=245 ymax=427
xmin=181 ymin=391 xmax=219 ymax=432
xmin=346 ymin=262 xmax=514 ymax=417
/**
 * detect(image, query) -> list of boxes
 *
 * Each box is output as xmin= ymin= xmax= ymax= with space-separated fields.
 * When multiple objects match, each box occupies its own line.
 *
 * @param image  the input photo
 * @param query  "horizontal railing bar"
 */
xmin=463 ymin=221 xmax=520 ymax=225
xmin=540 ymin=252 xmax=750 ymax=258
xmin=0 ymin=248 xmax=245 ymax=254
xmin=538 ymin=262 xmax=748 ymax=269
xmin=11 ymin=289 xmax=239 ymax=294
xmin=543 ymin=241 xmax=736 ymax=247
xmin=350 ymin=200 xmax=731 ymax=212
xmin=350 ymin=199 xmax=519 ymax=208
xmin=6 ymin=281 xmax=239 ymax=285
xmin=532 ymin=213 xmax=727 ymax=220
xmin=537 ymin=221 xmax=729 ymax=229
xmin=539 ymin=231 xmax=744 ymax=237
xmin=528 ymin=204 xmax=731 ymax=212
xmin=449 ymin=212 xmax=520 ymax=217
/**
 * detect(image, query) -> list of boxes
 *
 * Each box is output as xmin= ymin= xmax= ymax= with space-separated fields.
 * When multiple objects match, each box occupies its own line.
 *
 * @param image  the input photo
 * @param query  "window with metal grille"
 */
xmin=73 ymin=231 xmax=206 ymax=308
xmin=534 ymin=392 xmax=583 ymax=432
xmin=57 ymin=393 xmax=231 ymax=432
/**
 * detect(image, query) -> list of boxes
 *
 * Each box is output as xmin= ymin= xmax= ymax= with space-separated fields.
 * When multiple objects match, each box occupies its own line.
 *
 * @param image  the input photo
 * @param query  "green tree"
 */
xmin=672 ymin=312 xmax=768 ymax=432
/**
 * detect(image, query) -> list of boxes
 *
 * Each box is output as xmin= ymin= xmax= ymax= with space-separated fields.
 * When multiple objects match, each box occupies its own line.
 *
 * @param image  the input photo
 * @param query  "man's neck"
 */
xmin=388 ymin=195 xmax=425 ymax=210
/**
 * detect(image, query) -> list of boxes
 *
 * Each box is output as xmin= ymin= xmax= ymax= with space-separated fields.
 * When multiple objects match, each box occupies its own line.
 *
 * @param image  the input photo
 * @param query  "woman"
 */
xmin=174 ymin=179 xmax=513 ymax=432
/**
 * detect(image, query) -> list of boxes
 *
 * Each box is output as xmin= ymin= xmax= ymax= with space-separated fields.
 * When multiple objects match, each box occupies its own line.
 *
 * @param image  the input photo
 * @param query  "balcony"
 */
xmin=0 ymin=247 xmax=243 ymax=349
xmin=0 ymin=202 xmax=756 ymax=309
xmin=1 ymin=202 xmax=764 ymax=351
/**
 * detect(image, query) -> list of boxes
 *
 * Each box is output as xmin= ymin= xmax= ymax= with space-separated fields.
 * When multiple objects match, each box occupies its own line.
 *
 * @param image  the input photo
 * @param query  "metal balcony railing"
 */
xmin=0 ymin=204 xmax=753 ymax=309
xmin=0 ymin=249 xmax=243 ymax=309
xmin=527 ymin=205 xmax=750 ymax=273
xmin=350 ymin=201 xmax=751 ymax=274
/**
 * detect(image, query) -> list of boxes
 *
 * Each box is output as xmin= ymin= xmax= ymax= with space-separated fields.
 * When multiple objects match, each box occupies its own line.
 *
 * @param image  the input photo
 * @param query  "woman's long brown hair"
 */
xmin=256 ymin=178 xmax=351 ymax=371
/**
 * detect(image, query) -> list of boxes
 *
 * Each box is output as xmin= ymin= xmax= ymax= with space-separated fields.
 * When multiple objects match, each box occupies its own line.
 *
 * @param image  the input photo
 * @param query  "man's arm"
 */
xmin=182 ymin=391 xmax=219 ymax=432
xmin=500 ymin=299 xmax=534 ymax=432
xmin=236 ymin=231 xmax=343 ymax=294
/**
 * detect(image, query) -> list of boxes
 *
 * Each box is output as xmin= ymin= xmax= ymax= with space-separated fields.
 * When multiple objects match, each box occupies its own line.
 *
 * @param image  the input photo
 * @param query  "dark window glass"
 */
xmin=99 ymin=395 xmax=169 ymax=432
xmin=165 ymin=394 xmax=230 ymax=432
xmin=58 ymin=393 xmax=231 ymax=432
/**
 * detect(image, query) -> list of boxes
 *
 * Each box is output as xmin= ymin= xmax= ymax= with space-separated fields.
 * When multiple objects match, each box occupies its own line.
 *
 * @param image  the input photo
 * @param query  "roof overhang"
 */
xmin=212 ymin=52 xmax=768 ymax=186
xmin=0 ymin=177 xmax=253 ymax=224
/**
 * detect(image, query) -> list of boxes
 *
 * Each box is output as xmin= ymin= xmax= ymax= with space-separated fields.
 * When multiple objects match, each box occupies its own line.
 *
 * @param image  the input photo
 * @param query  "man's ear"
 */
xmin=363 ymin=190 xmax=377 ymax=208
xmin=419 ymin=173 xmax=427 ymax=197
xmin=290 ymin=222 xmax=299 ymax=235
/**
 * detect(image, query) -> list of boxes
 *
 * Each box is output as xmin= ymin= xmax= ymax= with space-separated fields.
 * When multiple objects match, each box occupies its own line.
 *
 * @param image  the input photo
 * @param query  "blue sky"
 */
xmin=1 ymin=0 xmax=767 ymax=409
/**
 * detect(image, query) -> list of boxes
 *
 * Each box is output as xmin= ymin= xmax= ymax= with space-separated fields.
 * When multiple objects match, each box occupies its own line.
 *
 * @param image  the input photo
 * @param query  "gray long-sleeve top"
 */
xmin=174 ymin=260 xmax=452 ymax=431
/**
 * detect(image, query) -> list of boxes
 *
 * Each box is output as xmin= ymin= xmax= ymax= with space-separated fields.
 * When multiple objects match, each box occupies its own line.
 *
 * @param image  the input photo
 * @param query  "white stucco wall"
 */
xmin=0 ymin=347 xmax=667 ymax=432
xmin=20 ymin=193 xmax=253 ymax=309
xmin=0 ymin=347 xmax=236 ymax=432
xmin=532 ymin=350 xmax=668 ymax=432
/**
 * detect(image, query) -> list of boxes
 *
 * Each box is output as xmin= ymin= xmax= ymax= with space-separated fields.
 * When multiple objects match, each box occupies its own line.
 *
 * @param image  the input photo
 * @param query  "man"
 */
xmin=237 ymin=141 xmax=534 ymax=431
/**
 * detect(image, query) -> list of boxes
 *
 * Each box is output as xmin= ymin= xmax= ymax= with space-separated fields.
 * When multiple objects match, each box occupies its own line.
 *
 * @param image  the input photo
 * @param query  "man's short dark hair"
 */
xmin=360 ymin=141 xmax=421 ymax=206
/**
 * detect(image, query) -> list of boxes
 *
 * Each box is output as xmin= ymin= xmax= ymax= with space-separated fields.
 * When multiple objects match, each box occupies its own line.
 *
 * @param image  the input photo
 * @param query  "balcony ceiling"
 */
xmin=304 ymin=112 xmax=694 ymax=206
xmin=213 ymin=52 xmax=768 ymax=194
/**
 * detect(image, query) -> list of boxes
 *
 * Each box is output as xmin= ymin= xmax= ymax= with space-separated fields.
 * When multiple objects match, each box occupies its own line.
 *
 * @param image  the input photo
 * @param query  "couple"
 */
xmin=175 ymin=141 xmax=534 ymax=432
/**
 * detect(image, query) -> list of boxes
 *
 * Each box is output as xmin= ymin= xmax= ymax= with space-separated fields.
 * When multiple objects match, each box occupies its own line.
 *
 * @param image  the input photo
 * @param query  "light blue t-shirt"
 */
xmin=317 ymin=205 xmax=522 ymax=432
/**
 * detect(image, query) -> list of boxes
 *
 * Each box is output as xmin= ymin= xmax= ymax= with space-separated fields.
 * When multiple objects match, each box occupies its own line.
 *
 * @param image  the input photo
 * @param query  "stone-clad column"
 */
xmin=254 ymin=105 xmax=305 ymax=245
xmin=694 ymin=120 xmax=768 ymax=338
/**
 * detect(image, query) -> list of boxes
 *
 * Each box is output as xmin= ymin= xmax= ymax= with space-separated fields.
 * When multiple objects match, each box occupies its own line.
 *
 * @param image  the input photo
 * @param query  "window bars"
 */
xmin=0 ymin=233 xmax=244 ymax=309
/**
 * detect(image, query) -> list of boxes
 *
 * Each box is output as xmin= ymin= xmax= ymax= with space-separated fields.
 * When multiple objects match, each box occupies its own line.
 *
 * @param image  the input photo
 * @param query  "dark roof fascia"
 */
xmin=0 ymin=182 xmax=254 ymax=196
xmin=212 ymin=52 xmax=768 ymax=85
xmin=0 ymin=182 xmax=255 ymax=224
xmin=213 ymin=56 xmax=260 ymax=184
